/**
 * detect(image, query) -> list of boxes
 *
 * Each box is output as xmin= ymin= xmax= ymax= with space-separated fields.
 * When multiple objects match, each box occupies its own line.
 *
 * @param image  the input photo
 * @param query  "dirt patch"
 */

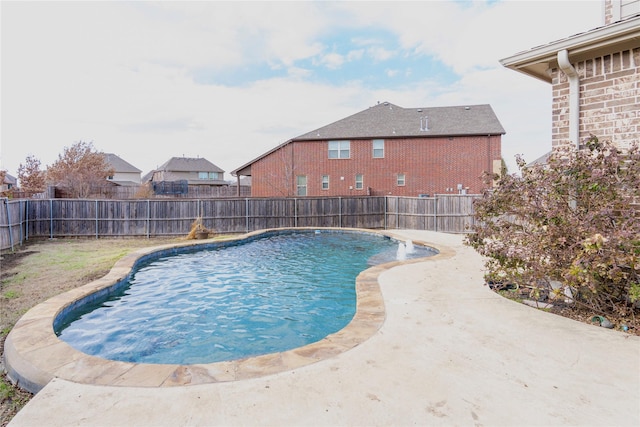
xmin=0 ymin=251 xmax=37 ymax=279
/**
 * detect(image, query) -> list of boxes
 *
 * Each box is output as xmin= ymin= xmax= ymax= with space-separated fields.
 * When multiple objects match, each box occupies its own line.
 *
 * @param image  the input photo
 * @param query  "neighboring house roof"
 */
xmin=108 ymin=180 xmax=140 ymax=187
xmin=526 ymin=151 xmax=551 ymax=168
xmin=157 ymin=157 xmax=224 ymax=173
xmin=232 ymin=102 xmax=505 ymax=176
xmin=141 ymin=170 xmax=155 ymax=183
xmin=294 ymin=102 xmax=505 ymax=140
xmin=3 ymin=173 xmax=17 ymax=185
xmin=104 ymin=153 xmax=142 ymax=173
xmin=500 ymin=14 xmax=640 ymax=82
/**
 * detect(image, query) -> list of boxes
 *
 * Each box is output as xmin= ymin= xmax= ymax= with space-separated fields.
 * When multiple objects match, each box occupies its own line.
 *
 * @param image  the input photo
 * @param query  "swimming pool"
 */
xmin=55 ymin=230 xmax=436 ymax=365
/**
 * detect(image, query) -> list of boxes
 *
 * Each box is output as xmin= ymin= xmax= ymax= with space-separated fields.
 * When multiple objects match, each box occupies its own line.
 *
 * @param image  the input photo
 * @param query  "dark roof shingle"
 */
xmin=232 ymin=102 xmax=505 ymax=176
xmin=293 ymin=102 xmax=505 ymax=140
xmin=158 ymin=157 xmax=224 ymax=173
xmin=104 ymin=153 xmax=141 ymax=173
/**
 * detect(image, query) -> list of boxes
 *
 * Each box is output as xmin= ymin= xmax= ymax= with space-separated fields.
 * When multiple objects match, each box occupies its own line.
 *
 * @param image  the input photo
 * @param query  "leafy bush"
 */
xmin=466 ymin=136 xmax=640 ymax=318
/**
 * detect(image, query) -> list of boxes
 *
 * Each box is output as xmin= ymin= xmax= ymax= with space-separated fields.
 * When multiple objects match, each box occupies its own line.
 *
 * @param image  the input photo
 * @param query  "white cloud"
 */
xmin=317 ymin=52 xmax=346 ymax=70
xmin=346 ymin=49 xmax=365 ymax=61
xmin=367 ymin=46 xmax=396 ymax=62
xmin=1 ymin=1 xmax=605 ymax=181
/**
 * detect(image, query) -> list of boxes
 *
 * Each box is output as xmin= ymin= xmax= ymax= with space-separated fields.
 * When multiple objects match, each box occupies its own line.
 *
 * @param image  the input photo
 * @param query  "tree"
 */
xmin=46 ymin=141 xmax=114 ymax=198
xmin=17 ymin=154 xmax=46 ymax=193
xmin=466 ymin=136 xmax=640 ymax=318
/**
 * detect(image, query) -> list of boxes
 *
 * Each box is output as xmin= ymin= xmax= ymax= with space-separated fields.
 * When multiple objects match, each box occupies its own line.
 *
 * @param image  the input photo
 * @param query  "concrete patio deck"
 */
xmin=7 ymin=230 xmax=640 ymax=426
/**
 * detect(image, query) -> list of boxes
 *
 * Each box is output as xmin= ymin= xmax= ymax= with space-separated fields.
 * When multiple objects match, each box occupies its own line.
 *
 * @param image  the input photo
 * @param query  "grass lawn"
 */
xmin=0 ymin=237 xmax=186 ymax=426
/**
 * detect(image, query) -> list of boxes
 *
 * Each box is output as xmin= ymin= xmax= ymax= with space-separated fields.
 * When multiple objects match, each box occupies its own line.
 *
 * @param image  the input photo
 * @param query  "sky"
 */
xmin=1 ymin=1 xmax=604 ymax=182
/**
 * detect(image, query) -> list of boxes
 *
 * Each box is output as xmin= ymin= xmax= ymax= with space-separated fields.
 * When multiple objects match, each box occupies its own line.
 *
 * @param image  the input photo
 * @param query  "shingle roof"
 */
xmin=293 ymin=102 xmax=505 ymax=140
xmin=526 ymin=151 xmax=551 ymax=167
xmin=157 ymin=157 xmax=224 ymax=173
xmin=232 ymin=102 xmax=505 ymax=176
xmin=104 ymin=153 xmax=142 ymax=173
xmin=141 ymin=170 xmax=155 ymax=183
xmin=3 ymin=173 xmax=17 ymax=185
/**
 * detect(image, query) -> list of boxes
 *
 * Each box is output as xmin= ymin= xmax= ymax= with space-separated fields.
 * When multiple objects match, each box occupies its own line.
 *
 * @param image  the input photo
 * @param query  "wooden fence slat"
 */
xmin=0 ymin=195 xmax=487 ymax=250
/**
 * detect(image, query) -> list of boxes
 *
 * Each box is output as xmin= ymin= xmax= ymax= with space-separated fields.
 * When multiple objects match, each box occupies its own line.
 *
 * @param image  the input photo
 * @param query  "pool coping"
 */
xmin=3 ymin=228 xmax=454 ymax=394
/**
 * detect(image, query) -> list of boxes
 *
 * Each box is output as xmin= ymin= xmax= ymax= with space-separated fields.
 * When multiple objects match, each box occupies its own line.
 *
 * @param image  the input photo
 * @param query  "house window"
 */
xmin=355 ymin=174 xmax=364 ymax=190
xmin=373 ymin=139 xmax=384 ymax=158
xmin=198 ymin=172 xmax=220 ymax=180
xmin=397 ymin=173 xmax=406 ymax=186
xmin=321 ymin=175 xmax=329 ymax=190
xmin=297 ymin=175 xmax=307 ymax=196
xmin=328 ymin=140 xmax=350 ymax=159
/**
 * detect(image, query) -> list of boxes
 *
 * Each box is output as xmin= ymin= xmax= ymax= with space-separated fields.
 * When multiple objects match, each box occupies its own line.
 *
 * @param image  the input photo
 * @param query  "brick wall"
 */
xmin=605 ymin=0 xmax=613 ymax=24
xmin=250 ymin=136 xmax=501 ymax=197
xmin=550 ymin=47 xmax=640 ymax=149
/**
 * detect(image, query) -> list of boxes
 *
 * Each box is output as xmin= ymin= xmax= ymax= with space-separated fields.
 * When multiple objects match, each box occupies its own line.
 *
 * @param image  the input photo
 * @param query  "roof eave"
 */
xmin=500 ymin=16 xmax=640 ymax=83
xmin=294 ymin=131 xmax=506 ymax=141
xmin=231 ymin=139 xmax=293 ymax=177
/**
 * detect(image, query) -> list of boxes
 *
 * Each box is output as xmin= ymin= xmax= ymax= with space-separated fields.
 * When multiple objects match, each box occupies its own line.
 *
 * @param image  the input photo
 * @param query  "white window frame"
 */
xmin=328 ymin=140 xmax=350 ymax=159
xmin=397 ymin=173 xmax=406 ymax=186
xmin=199 ymin=172 xmax=220 ymax=180
xmin=373 ymin=139 xmax=384 ymax=158
xmin=355 ymin=174 xmax=364 ymax=190
xmin=297 ymin=175 xmax=307 ymax=196
xmin=321 ymin=175 xmax=329 ymax=190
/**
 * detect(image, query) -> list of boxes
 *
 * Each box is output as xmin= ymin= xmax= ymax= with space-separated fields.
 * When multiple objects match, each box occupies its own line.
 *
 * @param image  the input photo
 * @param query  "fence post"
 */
xmin=245 ymin=198 xmax=250 ymax=232
xmin=95 ymin=200 xmax=99 ymax=239
xmin=396 ymin=197 xmax=399 ymax=229
xmin=25 ymin=199 xmax=29 ymax=240
xmin=147 ymin=199 xmax=150 ymax=239
xmin=50 ymin=199 xmax=54 ymax=239
xmin=384 ymin=196 xmax=387 ymax=230
xmin=18 ymin=200 xmax=24 ymax=246
xmin=294 ymin=198 xmax=298 ymax=228
xmin=434 ymin=195 xmax=438 ymax=232
xmin=4 ymin=198 xmax=14 ymax=251
xmin=339 ymin=197 xmax=342 ymax=228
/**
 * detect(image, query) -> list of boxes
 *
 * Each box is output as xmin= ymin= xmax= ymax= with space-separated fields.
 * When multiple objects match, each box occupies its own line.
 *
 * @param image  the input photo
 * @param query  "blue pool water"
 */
xmin=55 ymin=230 xmax=435 ymax=365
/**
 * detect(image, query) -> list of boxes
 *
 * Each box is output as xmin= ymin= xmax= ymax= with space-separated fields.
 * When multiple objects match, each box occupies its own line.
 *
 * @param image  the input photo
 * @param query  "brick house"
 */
xmin=231 ymin=102 xmax=505 ymax=197
xmin=500 ymin=0 xmax=640 ymax=151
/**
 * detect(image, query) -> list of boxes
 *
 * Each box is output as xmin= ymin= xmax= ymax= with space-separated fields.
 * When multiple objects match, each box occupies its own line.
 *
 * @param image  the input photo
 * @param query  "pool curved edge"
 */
xmin=3 ymin=228 xmax=455 ymax=394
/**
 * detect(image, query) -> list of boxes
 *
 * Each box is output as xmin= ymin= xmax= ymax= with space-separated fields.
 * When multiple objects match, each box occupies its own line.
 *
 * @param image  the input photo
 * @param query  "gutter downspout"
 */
xmin=557 ymin=49 xmax=580 ymax=148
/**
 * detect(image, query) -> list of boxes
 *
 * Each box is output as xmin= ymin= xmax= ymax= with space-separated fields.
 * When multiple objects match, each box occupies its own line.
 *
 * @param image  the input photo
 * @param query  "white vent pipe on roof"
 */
xmin=557 ymin=49 xmax=580 ymax=148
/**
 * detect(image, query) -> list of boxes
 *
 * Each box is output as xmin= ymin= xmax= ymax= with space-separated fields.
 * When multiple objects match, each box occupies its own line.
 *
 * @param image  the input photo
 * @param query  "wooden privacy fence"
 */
xmin=0 ymin=195 xmax=480 ymax=251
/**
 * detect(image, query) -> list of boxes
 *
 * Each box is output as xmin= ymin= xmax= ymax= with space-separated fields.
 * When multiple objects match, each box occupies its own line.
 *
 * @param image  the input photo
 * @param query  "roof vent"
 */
xmin=417 ymin=109 xmax=423 ymax=112
xmin=465 ymin=106 xmax=471 ymax=110
xmin=420 ymin=116 xmax=429 ymax=132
